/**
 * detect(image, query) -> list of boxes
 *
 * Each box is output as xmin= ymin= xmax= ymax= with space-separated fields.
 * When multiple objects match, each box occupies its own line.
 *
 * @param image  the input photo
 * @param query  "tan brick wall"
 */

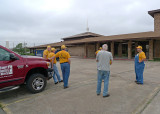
xmin=87 ymin=44 xmax=96 ymax=58
xmin=154 ymin=40 xmax=160 ymax=58
xmin=118 ymin=43 xmax=122 ymax=57
xmin=67 ymin=45 xmax=84 ymax=57
xmin=149 ymin=40 xmax=153 ymax=60
xmin=96 ymin=42 xmax=100 ymax=51
xmin=111 ymin=41 xmax=114 ymax=57
xmin=154 ymin=13 xmax=160 ymax=33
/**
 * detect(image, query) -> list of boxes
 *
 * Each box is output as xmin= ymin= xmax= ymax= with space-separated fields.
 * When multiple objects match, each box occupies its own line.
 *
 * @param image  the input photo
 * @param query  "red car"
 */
xmin=0 ymin=45 xmax=53 ymax=93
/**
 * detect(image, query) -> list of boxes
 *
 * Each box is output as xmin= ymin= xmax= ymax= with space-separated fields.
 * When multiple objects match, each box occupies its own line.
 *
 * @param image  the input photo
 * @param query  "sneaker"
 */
xmin=136 ymin=82 xmax=143 ymax=85
xmin=55 ymin=82 xmax=58 ymax=85
xmin=59 ymin=80 xmax=63 ymax=83
xmin=64 ymin=86 xmax=69 ymax=89
xmin=103 ymin=94 xmax=110 ymax=98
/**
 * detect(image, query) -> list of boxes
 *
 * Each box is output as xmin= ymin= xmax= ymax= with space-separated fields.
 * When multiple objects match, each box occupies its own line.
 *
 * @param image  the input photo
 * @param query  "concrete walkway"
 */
xmin=0 ymin=108 xmax=5 ymax=114
xmin=0 ymin=58 xmax=160 ymax=114
xmin=142 ymin=88 xmax=160 ymax=114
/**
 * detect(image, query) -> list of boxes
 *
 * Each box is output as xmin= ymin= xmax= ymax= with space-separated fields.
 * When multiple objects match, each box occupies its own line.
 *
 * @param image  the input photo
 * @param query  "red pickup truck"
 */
xmin=0 ymin=45 xmax=53 ymax=93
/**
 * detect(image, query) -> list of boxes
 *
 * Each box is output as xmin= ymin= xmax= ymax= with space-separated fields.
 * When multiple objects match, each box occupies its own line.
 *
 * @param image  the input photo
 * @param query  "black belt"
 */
xmin=60 ymin=62 xmax=68 ymax=64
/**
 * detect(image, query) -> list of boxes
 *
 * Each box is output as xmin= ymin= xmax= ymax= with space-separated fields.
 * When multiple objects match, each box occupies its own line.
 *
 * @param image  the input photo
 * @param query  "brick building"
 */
xmin=30 ymin=9 xmax=160 ymax=60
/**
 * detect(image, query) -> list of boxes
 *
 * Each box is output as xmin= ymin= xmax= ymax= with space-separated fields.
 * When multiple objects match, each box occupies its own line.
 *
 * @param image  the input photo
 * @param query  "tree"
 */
xmin=12 ymin=43 xmax=29 ymax=55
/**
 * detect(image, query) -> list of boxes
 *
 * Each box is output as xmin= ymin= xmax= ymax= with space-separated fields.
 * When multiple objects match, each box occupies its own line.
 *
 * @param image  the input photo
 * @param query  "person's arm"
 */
xmin=139 ymin=52 xmax=146 ymax=63
xmin=48 ymin=54 xmax=53 ymax=68
xmin=96 ymin=52 xmax=99 ymax=62
xmin=48 ymin=55 xmax=51 ymax=60
xmin=68 ymin=58 xmax=71 ymax=64
xmin=55 ymin=52 xmax=59 ymax=58
xmin=95 ymin=52 xmax=97 ymax=55
xmin=49 ymin=56 xmax=55 ymax=60
xmin=68 ymin=53 xmax=71 ymax=64
xmin=50 ymin=60 xmax=53 ymax=68
xmin=43 ymin=54 xmax=47 ymax=59
xmin=52 ymin=56 xmax=56 ymax=61
xmin=51 ymin=57 xmax=55 ymax=68
xmin=110 ymin=53 xmax=113 ymax=65
xmin=50 ymin=56 xmax=56 ymax=68
xmin=43 ymin=50 xmax=48 ymax=59
xmin=140 ymin=58 xmax=146 ymax=62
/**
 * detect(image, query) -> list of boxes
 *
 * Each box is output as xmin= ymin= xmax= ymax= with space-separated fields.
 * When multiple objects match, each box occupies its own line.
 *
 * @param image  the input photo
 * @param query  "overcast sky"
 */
xmin=0 ymin=0 xmax=160 ymax=48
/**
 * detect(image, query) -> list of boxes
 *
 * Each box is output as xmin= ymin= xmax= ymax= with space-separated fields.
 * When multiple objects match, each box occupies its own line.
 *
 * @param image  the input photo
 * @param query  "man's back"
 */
xmin=96 ymin=50 xmax=113 ymax=71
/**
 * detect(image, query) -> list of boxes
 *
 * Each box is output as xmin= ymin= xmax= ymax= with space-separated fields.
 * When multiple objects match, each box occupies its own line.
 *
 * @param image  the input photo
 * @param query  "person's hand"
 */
xmin=110 ymin=60 xmax=112 ymax=65
xmin=139 ymin=60 xmax=142 ymax=63
xmin=68 ymin=58 xmax=71 ymax=64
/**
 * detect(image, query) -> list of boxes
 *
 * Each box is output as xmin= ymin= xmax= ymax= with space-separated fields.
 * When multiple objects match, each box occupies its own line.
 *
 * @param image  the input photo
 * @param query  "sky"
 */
xmin=0 ymin=0 xmax=160 ymax=48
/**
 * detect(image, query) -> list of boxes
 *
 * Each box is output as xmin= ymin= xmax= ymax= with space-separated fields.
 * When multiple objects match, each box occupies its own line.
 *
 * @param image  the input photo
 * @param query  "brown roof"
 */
xmin=62 ymin=32 xmax=103 ymax=40
xmin=65 ymin=31 xmax=160 ymax=44
xmin=29 ymin=42 xmax=65 ymax=49
xmin=148 ymin=9 xmax=160 ymax=17
xmin=29 ymin=31 xmax=160 ymax=49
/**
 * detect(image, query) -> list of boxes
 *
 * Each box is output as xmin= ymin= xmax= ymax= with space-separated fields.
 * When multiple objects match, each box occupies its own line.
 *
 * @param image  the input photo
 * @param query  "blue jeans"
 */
xmin=60 ymin=63 xmax=70 ymax=87
xmin=53 ymin=64 xmax=62 ymax=83
xmin=96 ymin=70 xmax=110 ymax=96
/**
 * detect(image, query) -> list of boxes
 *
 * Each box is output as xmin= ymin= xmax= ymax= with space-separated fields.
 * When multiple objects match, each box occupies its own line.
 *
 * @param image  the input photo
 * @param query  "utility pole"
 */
xmin=6 ymin=41 xmax=9 ymax=49
xmin=13 ymin=42 xmax=14 ymax=49
xmin=24 ymin=41 xmax=27 ymax=54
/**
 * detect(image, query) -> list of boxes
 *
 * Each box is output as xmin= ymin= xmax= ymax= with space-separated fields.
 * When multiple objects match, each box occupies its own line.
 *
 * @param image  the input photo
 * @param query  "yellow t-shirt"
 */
xmin=138 ymin=52 xmax=146 ymax=61
xmin=43 ymin=50 xmax=50 ymax=59
xmin=48 ymin=52 xmax=57 ymax=64
xmin=55 ymin=50 xmax=70 ymax=63
xmin=96 ymin=50 xmax=100 ymax=55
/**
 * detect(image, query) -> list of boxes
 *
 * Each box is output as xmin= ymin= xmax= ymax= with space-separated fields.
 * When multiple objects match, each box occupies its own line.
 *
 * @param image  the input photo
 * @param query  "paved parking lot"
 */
xmin=0 ymin=58 xmax=160 ymax=114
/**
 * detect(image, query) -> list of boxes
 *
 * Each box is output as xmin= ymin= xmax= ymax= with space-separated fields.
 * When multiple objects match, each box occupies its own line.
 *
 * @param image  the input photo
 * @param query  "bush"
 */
xmin=154 ymin=58 xmax=160 ymax=61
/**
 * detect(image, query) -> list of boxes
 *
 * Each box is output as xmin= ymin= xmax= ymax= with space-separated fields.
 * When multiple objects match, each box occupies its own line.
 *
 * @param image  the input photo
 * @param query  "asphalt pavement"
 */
xmin=0 ymin=58 xmax=160 ymax=114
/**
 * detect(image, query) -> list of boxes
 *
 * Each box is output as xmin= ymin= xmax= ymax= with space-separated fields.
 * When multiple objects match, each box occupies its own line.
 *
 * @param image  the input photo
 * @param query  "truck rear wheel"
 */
xmin=26 ymin=73 xmax=47 ymax=93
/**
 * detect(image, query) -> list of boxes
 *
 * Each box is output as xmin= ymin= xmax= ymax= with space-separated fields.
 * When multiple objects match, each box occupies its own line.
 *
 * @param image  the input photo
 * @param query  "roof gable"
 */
xmin=62 ymin=32 xmax=104 ymax=40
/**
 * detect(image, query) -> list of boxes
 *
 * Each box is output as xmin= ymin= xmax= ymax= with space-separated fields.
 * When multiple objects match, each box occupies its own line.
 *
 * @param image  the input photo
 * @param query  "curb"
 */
xmin=132 ymin=85 xmax=160 ymax=114
xmin=0 ymin=102 xmax=12 ymax=114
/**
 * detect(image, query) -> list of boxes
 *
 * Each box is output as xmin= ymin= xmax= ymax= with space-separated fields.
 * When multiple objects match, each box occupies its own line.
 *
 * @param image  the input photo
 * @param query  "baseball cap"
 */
xmin=47 ymin=46 xmax=51 ymax=48
xmin=136 ymin=46 xmax=142 ymax=49
xmin=51 ymin=48 xmax=56 ymax=51
xmin=61 ymin=45 xmax=66 ymax=49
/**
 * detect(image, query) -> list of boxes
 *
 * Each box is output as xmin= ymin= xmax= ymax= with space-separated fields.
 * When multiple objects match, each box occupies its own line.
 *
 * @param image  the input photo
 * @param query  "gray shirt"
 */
xmin=96 ymin=50 xmax=113 ymax=71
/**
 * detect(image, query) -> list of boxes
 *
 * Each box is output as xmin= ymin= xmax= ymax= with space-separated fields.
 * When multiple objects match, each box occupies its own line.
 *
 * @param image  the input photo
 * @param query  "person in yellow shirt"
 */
xmin=43 ymin=46 xmax=51 ymax=59
xmin=48 ymin=48 xmax=63 ymax=84
xmin=135 ymin=46 xmax=146 ymax=85
xmin=54 ymin=45 xmax=71 ymax=89
xmin=95 ymin=47 xmax=102 ymax=55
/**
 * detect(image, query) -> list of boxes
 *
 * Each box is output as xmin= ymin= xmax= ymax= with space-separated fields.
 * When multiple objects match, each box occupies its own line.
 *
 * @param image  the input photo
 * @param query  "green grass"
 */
xmin=154 ymin=58 xmax=160 ymax=61
xmin=0 ymin=103 xmax=3 ymax=108
xmin=148 ymin=58 xmax=160 ymax=62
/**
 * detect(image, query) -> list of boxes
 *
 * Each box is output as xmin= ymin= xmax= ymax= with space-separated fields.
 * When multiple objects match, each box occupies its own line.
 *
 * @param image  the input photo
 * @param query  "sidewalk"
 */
xmin=142 ymin=90 xmax=160 ymax=114
xmin=0 ymin=108 xmax=5 ymax=114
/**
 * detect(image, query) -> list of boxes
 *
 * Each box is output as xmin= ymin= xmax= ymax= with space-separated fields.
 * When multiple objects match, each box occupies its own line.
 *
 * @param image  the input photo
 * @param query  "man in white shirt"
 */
xmin=96 ymin=44 xmax=113 ymax=98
